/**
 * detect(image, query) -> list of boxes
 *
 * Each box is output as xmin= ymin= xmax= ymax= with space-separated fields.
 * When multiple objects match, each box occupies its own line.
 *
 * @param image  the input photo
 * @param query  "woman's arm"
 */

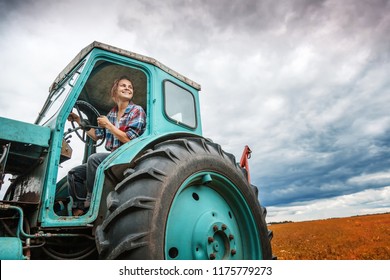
xmin=97 ymin=116 xmax=130 ymax=143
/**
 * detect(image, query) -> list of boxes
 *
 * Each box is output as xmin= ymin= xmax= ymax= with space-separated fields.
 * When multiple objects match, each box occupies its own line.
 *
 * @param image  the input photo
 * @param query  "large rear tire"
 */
xmin=95 ymin=137 xmax=272 ymax=259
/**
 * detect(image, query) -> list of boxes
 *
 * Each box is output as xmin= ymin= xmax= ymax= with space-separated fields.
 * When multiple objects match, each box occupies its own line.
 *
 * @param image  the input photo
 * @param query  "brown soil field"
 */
xmin=268 ymin=213 xmax=390 ymax=260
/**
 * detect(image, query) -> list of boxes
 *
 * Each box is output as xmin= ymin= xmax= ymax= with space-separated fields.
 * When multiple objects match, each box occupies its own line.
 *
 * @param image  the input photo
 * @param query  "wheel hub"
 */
xmin=192 ymin=212 xmax=237 ymax=260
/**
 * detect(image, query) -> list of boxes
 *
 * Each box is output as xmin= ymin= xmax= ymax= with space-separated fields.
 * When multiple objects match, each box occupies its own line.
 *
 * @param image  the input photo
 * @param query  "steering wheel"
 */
xmin=69 ymin=100 xmax=106 ymax=147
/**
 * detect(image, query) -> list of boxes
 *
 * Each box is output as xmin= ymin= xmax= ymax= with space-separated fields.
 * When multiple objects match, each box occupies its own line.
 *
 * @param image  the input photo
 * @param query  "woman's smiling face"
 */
xmin=115 ymin=79 xmax=134 ymax=102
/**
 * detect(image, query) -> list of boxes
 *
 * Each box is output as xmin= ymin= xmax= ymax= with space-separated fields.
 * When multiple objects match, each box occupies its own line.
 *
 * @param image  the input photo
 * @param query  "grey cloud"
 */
xmin=197 ymin=0 xmax=326 ymax=32
xmin=0 ymin=0 xmax=29 ymax=18
xmin=266 ymin=186 xmax=390 ymax=222
xmin=257 ymin=135 xmax=390 ymax=206
xmin=0 ymin=0 xmax=46 ymax=23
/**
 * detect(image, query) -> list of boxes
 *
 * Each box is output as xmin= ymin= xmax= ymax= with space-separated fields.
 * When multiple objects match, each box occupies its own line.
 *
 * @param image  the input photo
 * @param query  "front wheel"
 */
xmin=95 ymin=138 xmax=272 ymax=259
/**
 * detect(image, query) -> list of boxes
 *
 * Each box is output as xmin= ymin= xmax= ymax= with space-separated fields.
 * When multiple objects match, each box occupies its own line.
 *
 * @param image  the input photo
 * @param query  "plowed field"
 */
xmin=268 ymin=213 xmax=390 ymax=260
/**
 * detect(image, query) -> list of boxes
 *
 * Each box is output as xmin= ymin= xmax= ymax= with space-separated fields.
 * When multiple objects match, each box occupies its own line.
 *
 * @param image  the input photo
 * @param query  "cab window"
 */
xmin=164 ymin=81 xmax=196 ymax=128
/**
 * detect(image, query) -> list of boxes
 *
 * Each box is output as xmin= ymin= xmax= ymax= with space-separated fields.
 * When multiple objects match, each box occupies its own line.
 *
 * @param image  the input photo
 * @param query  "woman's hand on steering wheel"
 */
xmin=67 ymin=112 xmax=81 ymax=125
xmin=67 ymin=100 xmax=106 ymax=147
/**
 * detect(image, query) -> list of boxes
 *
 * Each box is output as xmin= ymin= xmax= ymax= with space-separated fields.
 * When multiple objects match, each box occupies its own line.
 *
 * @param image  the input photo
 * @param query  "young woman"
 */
xmin=67 ymin=76 xmax=146 ymax=215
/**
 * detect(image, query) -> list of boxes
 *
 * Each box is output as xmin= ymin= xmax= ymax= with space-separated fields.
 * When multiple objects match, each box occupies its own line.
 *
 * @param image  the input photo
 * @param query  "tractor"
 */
xmin=0 ymin=41 xmax=273 ymax=260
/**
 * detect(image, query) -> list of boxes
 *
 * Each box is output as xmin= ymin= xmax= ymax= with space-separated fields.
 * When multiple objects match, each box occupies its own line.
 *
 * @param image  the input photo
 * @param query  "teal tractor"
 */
xmin=0 ymin=42 xmax=273 ymax=260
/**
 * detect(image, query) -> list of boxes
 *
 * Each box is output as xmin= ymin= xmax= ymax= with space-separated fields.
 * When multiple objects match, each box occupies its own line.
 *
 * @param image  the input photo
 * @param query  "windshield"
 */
xmin=35 ymin=61 xmax=86 ymax=125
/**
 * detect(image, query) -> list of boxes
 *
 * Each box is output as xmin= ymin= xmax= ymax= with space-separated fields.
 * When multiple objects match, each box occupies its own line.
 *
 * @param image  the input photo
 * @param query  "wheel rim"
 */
xmin=165 ymin=171 xmax=262 ymax=260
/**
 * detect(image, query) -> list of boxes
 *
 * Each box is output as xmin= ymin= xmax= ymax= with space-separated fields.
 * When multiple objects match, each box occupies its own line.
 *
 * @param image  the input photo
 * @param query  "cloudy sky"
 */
xmin=1 ymin=0 xmax=389 ymax=222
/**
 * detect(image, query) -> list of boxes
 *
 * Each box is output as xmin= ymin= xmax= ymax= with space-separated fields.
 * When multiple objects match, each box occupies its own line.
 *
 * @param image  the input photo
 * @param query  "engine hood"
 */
xmin=0 ymin=117 xmax=50 ymax=174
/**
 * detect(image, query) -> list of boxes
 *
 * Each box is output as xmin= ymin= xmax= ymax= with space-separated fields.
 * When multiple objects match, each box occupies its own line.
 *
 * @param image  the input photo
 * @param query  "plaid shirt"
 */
xmin=95 ymin=102 xmax=146 ymax=151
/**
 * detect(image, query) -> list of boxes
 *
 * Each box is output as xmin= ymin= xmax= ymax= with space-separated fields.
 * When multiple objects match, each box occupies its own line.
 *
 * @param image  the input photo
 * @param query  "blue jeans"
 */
xmin=67 ymin=153 xmax=109 ymax=210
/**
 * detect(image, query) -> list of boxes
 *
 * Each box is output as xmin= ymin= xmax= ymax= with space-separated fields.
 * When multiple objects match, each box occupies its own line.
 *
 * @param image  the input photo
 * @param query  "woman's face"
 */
xmin=115 ymin=79 xmax=133 ymax=102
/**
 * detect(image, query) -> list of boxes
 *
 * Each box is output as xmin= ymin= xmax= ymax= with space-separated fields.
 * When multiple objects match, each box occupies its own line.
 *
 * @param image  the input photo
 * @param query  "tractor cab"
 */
xmin=1 ymin=42 xmax=202 ymax=226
